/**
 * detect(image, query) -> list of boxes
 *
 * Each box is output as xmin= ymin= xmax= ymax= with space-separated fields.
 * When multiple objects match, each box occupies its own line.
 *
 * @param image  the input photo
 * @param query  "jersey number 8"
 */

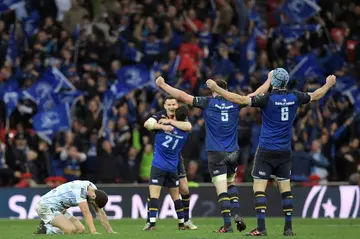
xmin=162 ymin=135 xmax=179 ymax=150
xmin=221 ymin=111 xmax=228 ymax=122
xmin=281 ymin=107 xmax=289 ymax=121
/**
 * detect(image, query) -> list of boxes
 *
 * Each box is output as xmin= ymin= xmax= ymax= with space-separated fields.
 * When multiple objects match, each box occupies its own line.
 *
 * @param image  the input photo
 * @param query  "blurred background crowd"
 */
xmin=0 ymin=0 xmax=360 ymax=188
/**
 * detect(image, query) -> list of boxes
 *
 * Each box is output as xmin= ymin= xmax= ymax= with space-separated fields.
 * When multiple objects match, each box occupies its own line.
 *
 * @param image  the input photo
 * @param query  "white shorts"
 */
xmin=37 ymin=202 xmax=73 ymax=224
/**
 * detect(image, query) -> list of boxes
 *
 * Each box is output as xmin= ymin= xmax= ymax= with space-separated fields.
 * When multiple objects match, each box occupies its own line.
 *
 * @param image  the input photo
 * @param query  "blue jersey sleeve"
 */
xmin=193 ymin=96 xmax=210 ymax=109
xmin=250 ymin=93 xmax=269 ymax=108
xmin=293 ymin=91 xmax=311 ymax=105
xmin=150 ymin=110 xmax=166 ymax=121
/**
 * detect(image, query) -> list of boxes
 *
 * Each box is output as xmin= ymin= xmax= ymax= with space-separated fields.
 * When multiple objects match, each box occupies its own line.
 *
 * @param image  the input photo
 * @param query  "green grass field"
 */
xmin=0 ymin=218 xmax=359 ymax=239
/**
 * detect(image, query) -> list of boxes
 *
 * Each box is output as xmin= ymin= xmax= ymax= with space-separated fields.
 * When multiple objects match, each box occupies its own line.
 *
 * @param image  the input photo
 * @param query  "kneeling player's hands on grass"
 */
xmin=159 ymin=118 xmax=172 ymax=124
xmin=156 ymin=77 xmax=165 ymax=86
xmin=109 ymin=231 xmax=118 ymax=234
xmin=91 ymin=231 xmax=101 ymax=235
xmin=206 ymin=79 xmax=217 ymax=90
xmin=162 ymin=125 xmax=174 ymax=133
xmin=326 ymin=75 xmax=336 ymax=87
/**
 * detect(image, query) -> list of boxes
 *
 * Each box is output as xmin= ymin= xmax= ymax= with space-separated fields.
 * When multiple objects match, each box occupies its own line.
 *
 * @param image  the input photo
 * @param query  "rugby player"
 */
xmin=143 ymin=96 xmax=197 ymax=230
xmin=156 ymin=76 xmax=247 ymax=233
xmin=34 ymin=180 xmax=116 ymax=235
xmin=206 ymin=68 xmax=336 ymax=236
xmin=143 ymin=105 xmax=191 ymax=230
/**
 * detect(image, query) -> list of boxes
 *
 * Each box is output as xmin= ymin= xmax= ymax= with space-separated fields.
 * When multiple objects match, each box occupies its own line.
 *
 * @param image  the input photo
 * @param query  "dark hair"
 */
xmin=175 ymin=105 xmax=189 ymax=121
xmin=94 ymin=190 xmax=108 ymax=208
xmin=164 ymin=95 xmax=177 ymax=102
xmin=215 ymin=79 xmax=228 ymax=90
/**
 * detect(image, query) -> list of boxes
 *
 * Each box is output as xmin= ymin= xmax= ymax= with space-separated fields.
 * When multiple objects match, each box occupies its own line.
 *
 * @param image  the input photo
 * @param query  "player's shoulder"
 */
xmin=152 ymin=110 xmax=168 ymax=119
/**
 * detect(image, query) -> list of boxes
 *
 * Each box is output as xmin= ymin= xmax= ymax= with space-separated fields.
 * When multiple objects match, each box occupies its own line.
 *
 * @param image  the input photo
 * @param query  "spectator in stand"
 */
xmin=310 ymin=140 xmax=330 ymax=183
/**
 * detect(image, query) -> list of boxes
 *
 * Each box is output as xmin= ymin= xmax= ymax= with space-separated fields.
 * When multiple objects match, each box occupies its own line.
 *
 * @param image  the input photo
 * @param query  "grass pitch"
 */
xmin=0 ymin=218 xmax=359 ymax=239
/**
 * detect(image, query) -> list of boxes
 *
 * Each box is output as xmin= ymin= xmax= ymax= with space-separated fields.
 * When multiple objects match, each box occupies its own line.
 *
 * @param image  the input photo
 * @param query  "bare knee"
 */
xmin=62 ymin=224 xmax=76 ymax=234
xmin=76 ymin=224 xmax=85 ymax=234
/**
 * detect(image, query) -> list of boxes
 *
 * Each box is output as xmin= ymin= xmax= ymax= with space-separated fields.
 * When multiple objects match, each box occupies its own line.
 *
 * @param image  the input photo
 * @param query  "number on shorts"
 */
xmin=281 ymin=107 xmax=289 ymax=121
xmin=221 ymin=111 xmax=228 ymax=122
xmin=162 ymin=135 xmax=179 ymax=150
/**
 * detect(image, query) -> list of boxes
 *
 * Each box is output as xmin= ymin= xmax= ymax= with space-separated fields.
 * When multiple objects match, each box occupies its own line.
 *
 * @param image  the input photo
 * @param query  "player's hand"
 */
xmin=326 ymin=75 xmax=336 ymax=87
xmin=267 ymin=70 xmax=273 ymax=80
xmin=91 ymin=231 xmax=101 ymax=235
xmin=155 ymin=76 xmax=165 ymax=87
xmin=109 ymin=231 xmax=118 ymax=234
xmin=247 ymin=92 xmax=257 ymax=97
xmin=162 ymin=125 xmax=174 ymax=133
xmin=206 ymin=79 xmax=218 ymax=91
xmin=159 ymin=118 xmax=171 ymax=124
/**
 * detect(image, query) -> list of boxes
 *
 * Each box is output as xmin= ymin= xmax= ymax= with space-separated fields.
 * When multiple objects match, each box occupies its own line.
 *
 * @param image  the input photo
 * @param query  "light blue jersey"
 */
xmin=39 ymin=180 xmax=97 ymax=211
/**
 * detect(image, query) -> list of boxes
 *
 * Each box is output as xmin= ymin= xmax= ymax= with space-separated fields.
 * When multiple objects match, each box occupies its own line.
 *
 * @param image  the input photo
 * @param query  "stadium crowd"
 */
xmin=0 ymin=0 xmax=360 ymax=187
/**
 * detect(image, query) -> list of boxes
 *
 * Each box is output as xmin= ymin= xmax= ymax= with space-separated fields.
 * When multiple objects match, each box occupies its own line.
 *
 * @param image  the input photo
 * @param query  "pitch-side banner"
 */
xmin=0 ymin=186 xmax=358 ymax=219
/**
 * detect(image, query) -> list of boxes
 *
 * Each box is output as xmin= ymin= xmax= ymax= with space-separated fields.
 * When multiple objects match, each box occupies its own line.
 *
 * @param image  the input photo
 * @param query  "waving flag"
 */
xmin=42 ymin=67 xmax=75 ymax=91
xmin=279 ymin=24 xmax=320 ymax=43
xmin=111 ymin=64 xmax=151 ymax=98
xmin=281 ymin=0 xmax=321 ymax=23
xmin=23 ymin=79 xmax=57 ymax=105
xmin=246 ymin=30 xmax=257 ymax=73
xmin=344 ymin=86 xmax=360 ymax=112
xmin=334 ymin=76 xmax=357 ymax=92
xmin=101 ymin=90 xmax=115 ymax=131
xmin=32 ymin=103 xmax=71 ymax=144
xmin=3 ymin=89 xmax=22 ymax=118
xmin=0 ymin=0 xmax=23 ymax=13
xmin=22 ymin=10 xmax=40 ymax=38
xmin=119 ymin=36 xmax=143 ymax=63
xmin=289 ymin=53 xmax=323 ymax=79
xmin=6 ymin=25 xmax=18 ymax=64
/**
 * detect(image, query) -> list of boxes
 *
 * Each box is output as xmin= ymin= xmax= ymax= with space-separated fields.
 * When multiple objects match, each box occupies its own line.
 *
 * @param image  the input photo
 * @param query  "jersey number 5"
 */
xmin=162 ymin=135 xmax=179 ymax=150
xmin=281 ymin=107 xmax=289 ymax=121
xmin=221 ymin=111 xmax=228 ymax=122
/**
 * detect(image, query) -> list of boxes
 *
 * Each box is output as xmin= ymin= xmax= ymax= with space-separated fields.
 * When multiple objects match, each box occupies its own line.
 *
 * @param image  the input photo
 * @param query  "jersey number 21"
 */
xmin=162 ymin=135 xmax=179 ymax=150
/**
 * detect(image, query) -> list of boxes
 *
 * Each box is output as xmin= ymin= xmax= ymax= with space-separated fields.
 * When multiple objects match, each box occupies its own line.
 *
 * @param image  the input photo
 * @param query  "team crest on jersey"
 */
xmin=283 ymin=98 xmax=287 ymax=102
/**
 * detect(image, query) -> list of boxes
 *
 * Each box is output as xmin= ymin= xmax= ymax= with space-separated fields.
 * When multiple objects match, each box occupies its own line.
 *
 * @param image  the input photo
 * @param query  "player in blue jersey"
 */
xmin=143 ymin=105 xmax=191 ymax=230
xmin=34 ymin=180 xmax=116 ymax=235
xmin=156 ymin=76 xmax=247 ymax=233
xmin=143 ymin=96 xmax=197 ymax=230
xmin=206 ymin=69 xmax=336 ymax=236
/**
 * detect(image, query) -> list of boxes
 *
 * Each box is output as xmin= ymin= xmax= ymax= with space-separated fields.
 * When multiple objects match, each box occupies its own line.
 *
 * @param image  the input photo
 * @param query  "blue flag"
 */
xmin=0 ymin=0 xmax=23 ymax=13
xmin=246 ymin=30 xmax=257 ymax=73
xmin=32 ymin=103 xmax=71 ymax=144
xmin=334 ymin=76 xmax=357 ymax=92
xmin=279 ymin=24 xmax=320 ymax=43
xmin=111 ymin=64 xmax=151 ymax=98
xmin=101 ymin=90 xmax=115 ymax=132
xmin=22 ymin=10 xmax=40 ymax=38
xmin=6 ymin=24 xmax=18 ymax=64
xmin=42 ymin=67 xmax=75 ymax=91
xmin=23 ymin=79 xmax=57 ymax=105
xmin=281 ymin=0 xmax=321 ymax=23
xmin=289 ymin=53 xmax=323 ymax=80
xmin=344 ymin=86 xmax=360 ymax=112
xmin=56 ymin=90 xmax=85 ymax=105
xmin=119 ymin=36 xmax=143 ymax=63
xmin=3 ymin=89 xmax=22 ymax=118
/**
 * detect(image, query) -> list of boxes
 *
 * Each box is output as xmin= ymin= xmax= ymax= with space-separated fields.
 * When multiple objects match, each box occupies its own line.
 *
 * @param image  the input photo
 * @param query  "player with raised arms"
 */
xmin=143 ymin=96 xmax=197 ymax=230
xmin=156 ymin=76 xmax=247 ymax=233
xmin=34 ymin=180 xmax=116 ymax=235
xmin=143 ymin=105 xmax=191 ymax=230
xmin=206 ymin=68 xmax=336 ymax=236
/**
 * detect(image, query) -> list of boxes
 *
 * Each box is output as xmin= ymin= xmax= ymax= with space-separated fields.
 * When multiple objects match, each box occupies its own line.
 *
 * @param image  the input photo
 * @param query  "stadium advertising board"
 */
xmin=0 ymin=186 xmax=358 ymax=219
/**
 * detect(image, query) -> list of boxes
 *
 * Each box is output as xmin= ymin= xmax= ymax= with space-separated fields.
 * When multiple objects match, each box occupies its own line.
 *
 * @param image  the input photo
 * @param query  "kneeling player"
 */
xmin=34 ymin=180 xmax=116 ymax=235
xmin=144 ymin=106 xmax=190 ymax=230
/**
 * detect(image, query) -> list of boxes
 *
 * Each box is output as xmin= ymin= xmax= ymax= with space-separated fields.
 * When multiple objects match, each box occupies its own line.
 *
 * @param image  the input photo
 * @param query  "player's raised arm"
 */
xmin=90 ymin=202 xmax=117 ymax=234
xmin=159 ymin=118 xmax=192 ymax=131
xmin=308 ymin=75 xmax=336 ymax=101
xmin=78 ymin=201 xmax=98 ymax=234
xmin=248 ymin=70 xmax=273 ymax=97
xmin=206 ymin=79 xmax=251 ymax=105
xmin=156 ymin=77 xmax=194 ymax=105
